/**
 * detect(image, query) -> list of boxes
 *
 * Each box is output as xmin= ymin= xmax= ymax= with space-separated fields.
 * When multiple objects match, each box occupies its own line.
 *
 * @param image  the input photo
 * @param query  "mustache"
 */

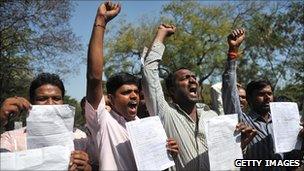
xmin=127 ymin=100 xmax=138 ymax=106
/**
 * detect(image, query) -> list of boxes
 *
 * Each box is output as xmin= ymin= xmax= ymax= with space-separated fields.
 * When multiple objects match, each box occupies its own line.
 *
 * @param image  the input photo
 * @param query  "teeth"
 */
xmin=130 ymin=101 xmax=137 ymax=105
xmin=128 ymin=101 xmax=138 ymax=108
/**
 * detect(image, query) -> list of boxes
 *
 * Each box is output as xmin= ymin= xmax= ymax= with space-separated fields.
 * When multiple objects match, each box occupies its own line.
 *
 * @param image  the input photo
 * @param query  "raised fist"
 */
xmin=154 ymin=24 xmax=176 ymax=43
xmin=227 ymin=28 xmax=245 ymax=52
xmin=97 ymin=1 xmax=121 ymax=23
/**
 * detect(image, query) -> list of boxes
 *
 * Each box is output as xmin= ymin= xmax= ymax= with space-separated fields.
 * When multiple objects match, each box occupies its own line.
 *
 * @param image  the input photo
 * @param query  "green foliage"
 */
xmin=104 ymin=1 xmax=303 ymax=107
xmin=105 ymin=18 xmax=157 ymax=77
xmin=275 ymin=83 xmax=304 ymax=114
xmin=0 ymin=0 xmax=83 ymax=102
xmin=237 ymin=2 xmax=304 ymax=87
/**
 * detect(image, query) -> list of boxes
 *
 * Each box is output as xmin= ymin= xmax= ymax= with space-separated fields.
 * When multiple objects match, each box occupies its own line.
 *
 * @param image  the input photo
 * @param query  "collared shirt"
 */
xmin=222 ymin=59 xmax=302 ymax=170
xmin=85 ymin=97 xmax=137 ymax=170
xmin=142 ymin=42 xmax=218 ymax=171
xmin=0 ymin=127 xmax=27 ymax=152
xmin=222 ymin=59 xmax=283 ymax=159
xmin=0 ymin=127 xmax=88 ymax=152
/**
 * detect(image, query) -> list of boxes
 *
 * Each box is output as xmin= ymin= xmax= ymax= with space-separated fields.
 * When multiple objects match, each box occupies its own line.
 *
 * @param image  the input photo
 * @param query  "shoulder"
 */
xmin=197 ymin=103 xmax=218 ymax=117
xmin=1 ymin=127 xmax=26 ymax=137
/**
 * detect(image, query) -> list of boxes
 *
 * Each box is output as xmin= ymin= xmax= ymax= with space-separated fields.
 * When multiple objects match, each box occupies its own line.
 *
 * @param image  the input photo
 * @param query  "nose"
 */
xmin=189 ymin=76 xmax=197 ymax=84
xmin=46 ymin=98 xmax=55 ymax=105
xmin=130 ymin=91 xmax=138 ymax=100
xmin=264 ymin=94 xmax=271 ymax=102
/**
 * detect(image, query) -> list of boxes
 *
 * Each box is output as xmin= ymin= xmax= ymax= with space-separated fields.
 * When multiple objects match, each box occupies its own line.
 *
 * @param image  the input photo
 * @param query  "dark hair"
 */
xmin=29 ymin=73 xmax=65 ymax=102
xmin=80 ymin=97 xmax=86 ymax=108
xmin=106 ymin=72 xmax=139 ymax=94
xmin=165 ymin=67 xmax=190 ymax=91
xmin=246 ymin=80 xmax=273 ymax=101
xmin=237 ymin=83 xmax=245 ymax=91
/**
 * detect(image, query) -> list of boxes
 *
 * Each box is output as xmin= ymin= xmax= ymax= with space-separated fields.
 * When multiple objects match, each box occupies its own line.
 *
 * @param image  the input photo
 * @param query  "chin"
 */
xmin=127 ymin=113 xmax=137 ymax=120
xmin=259 ymin=107 xmax=270 ymax=114
xmin=189 ymin=97 xmax=199 ymax=103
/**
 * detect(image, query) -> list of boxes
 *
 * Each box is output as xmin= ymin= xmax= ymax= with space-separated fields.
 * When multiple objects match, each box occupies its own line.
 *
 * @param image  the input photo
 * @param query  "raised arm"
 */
xmin=86 ymin=2 xmax=121 ymax=109
xmin=142 ymin=24 xmax=175 ymax=117
xmin=222 ymin=28 xmax=245 ymax=116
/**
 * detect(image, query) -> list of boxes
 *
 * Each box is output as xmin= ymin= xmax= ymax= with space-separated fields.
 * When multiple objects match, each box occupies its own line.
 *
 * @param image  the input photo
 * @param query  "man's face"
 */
xmin=33 ymin=84 xmax=63 ymax=105
xmin=172 ymin=69 xmax=199 ymax=103
xmin=238 ymin=88 xmax=247 ymax=110
xmin=250 ymin=85 xmax=273 ymax=114
xmin=109 ymin=84 xmax=139 ymax=121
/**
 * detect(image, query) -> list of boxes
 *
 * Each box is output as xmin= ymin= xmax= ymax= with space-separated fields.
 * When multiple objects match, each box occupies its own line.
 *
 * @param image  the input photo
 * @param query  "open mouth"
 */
xmin=128 ymin=101 xmax=138 ymax=113
xmin=189 ymin=86 xmax=197 ymax=97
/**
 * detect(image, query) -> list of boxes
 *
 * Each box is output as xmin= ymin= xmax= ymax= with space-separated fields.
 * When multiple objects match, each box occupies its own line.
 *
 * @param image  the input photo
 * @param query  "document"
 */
xmin=26 ymin=105 xmax=75 ymax=150
xmin=126 ymin=116 xmax=175 ymax=170
xmin=0 ymin=145 xmax=70 ymax=170
xmin=205 ymin=114 xmax=242 ymax=171
xmin=270 ymin=102 xmax=302 ymax=153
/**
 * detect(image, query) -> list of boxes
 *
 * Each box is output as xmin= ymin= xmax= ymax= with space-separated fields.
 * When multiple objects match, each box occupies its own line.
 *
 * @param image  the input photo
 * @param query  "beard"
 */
xmin=255 ymin=103 xmax=270 ymax=114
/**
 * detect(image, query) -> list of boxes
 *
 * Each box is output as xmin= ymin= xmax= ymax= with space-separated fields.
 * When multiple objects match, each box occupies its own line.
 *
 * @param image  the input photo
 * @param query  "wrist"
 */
xmin=154 ymin=33 xmax=166 ymax=43
xmin=94 ymin=15 xmax=107 ymax=27
xmin=227 ymin=51 xmax=238 ymax=60
xmin=228 ymin=47 xmax=238 ymax=53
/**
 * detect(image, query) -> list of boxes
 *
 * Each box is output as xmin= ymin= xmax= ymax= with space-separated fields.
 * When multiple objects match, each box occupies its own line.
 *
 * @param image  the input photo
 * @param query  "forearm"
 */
xmin=86 ymin=15 xmax=106 ymax=109
xmin=142 ymin=42 xmax=170 ymax=117
xmin=222 ymin=58 xmax=242 ymax=115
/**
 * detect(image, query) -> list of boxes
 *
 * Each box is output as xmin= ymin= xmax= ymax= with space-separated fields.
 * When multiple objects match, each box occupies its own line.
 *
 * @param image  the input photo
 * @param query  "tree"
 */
xmin=0 ymin=0 xmax=83 ymax=102
xmin=235 ymin=1 xmax=304 ymax=88
xmin=104 ymin=17 xmax=157 ymax=78
xmin=104 ymin=1 xmax=303 ymax=104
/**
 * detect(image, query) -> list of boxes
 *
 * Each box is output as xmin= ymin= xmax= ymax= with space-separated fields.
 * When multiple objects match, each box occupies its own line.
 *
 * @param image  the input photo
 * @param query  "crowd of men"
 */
xmin=0 ymin=1 xmax=303 ymax=171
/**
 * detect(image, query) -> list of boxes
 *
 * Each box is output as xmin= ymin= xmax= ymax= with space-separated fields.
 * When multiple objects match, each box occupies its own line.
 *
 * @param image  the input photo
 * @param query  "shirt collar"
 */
xmin=110 ymin=110 xmax=139 ymax=126
xmin=171 ymin=102 xmax=207 ymax=122
xmin=248 ymin=110 xmax=272 ymax=123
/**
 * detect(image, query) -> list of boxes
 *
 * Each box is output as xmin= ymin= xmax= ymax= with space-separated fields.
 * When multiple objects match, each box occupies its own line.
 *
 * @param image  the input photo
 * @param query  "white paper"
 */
xmin=205 ymin=114 xmax=242 ymax=171
xmin=270 ymin=102 xmax=302 ymax=153
xmin=0 ymin=145 xmax=70 ymax=170
xmin=126 ymin=116 xmax=175 ymax=170
xmin=26 ymin=105 xmax=75 ymax=151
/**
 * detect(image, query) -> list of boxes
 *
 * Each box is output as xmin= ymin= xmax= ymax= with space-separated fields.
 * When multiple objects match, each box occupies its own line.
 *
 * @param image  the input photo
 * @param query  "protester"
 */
xmin=0 ymin=73 xmax=91 ymax=171
xmin=142 ymin=24 xmax=256 ymax=170
xmin=236 ymin=83 xmax=248 ymax=112
xmin=222 ymin=28 xmax=304 ymax=170
xmin=84 ymin=2 xmax=179 ymax=170
xmin=211 ymin=82 xmax=247 ymax=115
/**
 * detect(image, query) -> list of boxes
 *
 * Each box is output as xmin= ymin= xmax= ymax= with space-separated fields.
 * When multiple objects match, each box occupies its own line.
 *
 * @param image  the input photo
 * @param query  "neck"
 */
xmin=256 ymin=110 xmax=270 ymax=122
xmin=177 ymin=101 xmax=197 ymax=122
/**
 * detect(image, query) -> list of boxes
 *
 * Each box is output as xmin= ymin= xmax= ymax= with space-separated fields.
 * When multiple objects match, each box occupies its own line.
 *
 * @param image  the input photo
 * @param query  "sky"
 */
xmin=65 ymin=1 xmax=168 ymax=101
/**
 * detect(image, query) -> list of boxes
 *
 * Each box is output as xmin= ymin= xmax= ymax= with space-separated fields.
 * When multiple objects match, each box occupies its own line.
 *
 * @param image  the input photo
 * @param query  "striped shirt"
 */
xmin=222 ymin=59 xmax=302 ymax=170
xmin=142 ymin=42 xmax=218 ymax=171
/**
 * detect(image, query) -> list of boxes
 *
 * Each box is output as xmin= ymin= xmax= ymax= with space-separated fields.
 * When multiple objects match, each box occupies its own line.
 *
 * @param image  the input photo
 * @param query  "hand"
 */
xmin=227 ymin=28 xmax=245 ymax=52
xmin=236 ymin=122 xmax=257 ymax=149
xmin=69 ymin=151 xmax=91 ymax=171
xmin=0 ymin=97 xmax=31 ymax=126
xmin=155 ymin=24 xmax=176 ymax=43
xmin=96 ymin=1 xmax=121 ymax=24
xmin=166 ymin=138 xmax=179 ymax=157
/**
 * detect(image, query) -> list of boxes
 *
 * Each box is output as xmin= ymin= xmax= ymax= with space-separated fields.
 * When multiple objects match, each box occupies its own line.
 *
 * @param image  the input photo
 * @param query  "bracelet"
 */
xmin=94 ymin=24 xmax=106 ymax=29
xmin=227 ymin=51 xmax=238 ymax=59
